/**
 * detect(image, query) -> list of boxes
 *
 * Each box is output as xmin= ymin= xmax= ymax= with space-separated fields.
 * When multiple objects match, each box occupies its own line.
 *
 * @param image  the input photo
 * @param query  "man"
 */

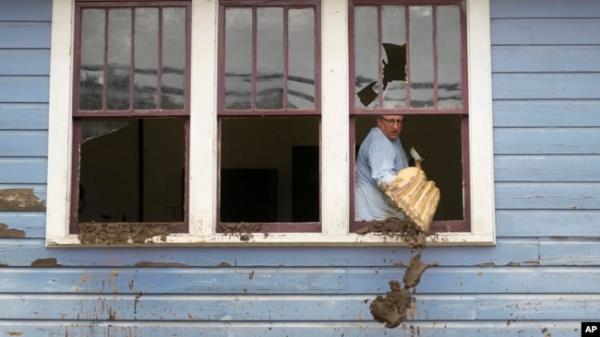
xmin=355 ymin=115 xmax=408 ymax=221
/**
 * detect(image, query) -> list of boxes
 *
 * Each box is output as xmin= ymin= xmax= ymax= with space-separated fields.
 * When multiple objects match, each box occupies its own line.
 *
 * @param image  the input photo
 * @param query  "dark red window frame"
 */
xmin=70 ymin=0 xmax=191 ymax=234
xmin=217 ymin=0 xmax=322 ymax=233
xmin=349 ymin=0 xmax=470 ymax=233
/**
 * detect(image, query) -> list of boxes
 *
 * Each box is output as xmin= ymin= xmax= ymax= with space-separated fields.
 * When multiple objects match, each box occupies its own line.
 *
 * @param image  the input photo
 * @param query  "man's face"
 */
xmin=377 ymin=115 xmax=404 ymax=140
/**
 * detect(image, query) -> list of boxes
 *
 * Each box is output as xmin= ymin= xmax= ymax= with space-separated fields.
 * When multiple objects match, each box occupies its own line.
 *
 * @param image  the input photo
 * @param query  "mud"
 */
xmin=78 ymin=222 xmax=177 ymax=245
xmin=403 ymin=254 xmax=428 ymax=288
xmin=542 ymin=327 xmax=552 ymax=337
xmin=0 ymin=223 xmax=25 ymax=238
xmin=370 ymin=281 xmax=412 ymax=328
xmin=361 ymin=217 xmax=433 ymax=329
xmin=358 ymin=217 xmax=429 ymax=249
xmin=31 ymin=258 xmax=61 ymax=267
xmin=0 ymin=189 xmax=45 ymax=211
xmin=218 ymin=223 xmax=262 ymax=241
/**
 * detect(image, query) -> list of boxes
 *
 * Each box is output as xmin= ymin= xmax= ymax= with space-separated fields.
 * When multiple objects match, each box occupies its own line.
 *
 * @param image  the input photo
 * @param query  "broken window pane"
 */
xmin=161 ymin=8 xmax=186 ymax=110
xmin=220 ymin=117 xmax=319 ymax=222
xmin=107 ymin=9 xmax=132 ymax=110
xmin=437 ymin=5 xmax=462 ymax=108
xmin=79 ymin=9 xmax=105 ymax=110
xmin=288 ymin=8 xmax=315 ymax=110
xmin=134 ymin=8 xmax=159 ymax=109
xmin=382 ymin=6 xmax=407 ymax=108
xmin=78 ymin=118 xmax=185 ymax=223
xmin=409 ymin=6 xmax=434 ymax=108
xmin=256 ymin=7 xmax=284 ymax=109
xmin=354 ymin=6 xmax=379 ymax=109
xmin=224 ymin=8 xmax=252 ymax=110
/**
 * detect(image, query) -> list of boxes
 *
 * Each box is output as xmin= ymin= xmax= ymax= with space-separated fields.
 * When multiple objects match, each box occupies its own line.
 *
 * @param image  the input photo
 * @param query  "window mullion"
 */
xmin=432 ymin=5 xmax=438 ymax=108
xmin=189 ymin=0 xmax=218 ymax=237
xmin=321 ymin=0 xmax=349 ymax=235
xmin=283 ymin=6 xmax=289 ymax=110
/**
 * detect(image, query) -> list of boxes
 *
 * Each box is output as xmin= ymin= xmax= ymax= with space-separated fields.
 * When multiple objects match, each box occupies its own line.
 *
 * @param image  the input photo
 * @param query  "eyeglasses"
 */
xmin=380 ymin=117 xmax=404 ymax=126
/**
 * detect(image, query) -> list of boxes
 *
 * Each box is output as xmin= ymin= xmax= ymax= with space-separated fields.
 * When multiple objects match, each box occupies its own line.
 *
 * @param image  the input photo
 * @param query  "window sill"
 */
xmin=46 ymin=231 xmax=495 ymax=247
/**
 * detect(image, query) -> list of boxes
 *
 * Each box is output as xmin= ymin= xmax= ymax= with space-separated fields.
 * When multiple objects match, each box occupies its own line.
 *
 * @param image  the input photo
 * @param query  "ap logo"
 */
xmin=582 ymin=322 xmax=600 ymax=336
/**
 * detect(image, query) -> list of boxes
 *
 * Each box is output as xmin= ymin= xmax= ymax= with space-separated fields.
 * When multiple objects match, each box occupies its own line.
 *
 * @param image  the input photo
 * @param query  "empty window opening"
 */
xmin=219 ymin=117 xmax=320 ymax=227
xmin=77 ymin=118 xmax=185 ymax=224
xmin=353 ymin=115 xmax=466 ymax=230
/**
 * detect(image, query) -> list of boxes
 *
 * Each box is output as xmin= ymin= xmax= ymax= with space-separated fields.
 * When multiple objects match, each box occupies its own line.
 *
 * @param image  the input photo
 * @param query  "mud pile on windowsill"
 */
xmin=358 ymin=217 xmax=432 ymax=328
xmin=78 ymin=222 xmax=177 ymax=245
xmin=356 ymin=217 xmax=429 ymax=249
xmin=218 ymin=223 xmax=262 ymax=241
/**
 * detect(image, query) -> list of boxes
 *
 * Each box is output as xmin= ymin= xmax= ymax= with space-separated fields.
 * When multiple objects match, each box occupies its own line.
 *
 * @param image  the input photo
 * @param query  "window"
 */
xmin=350 ymin=1 xmax=470 ymax=232
xmin=217 ymin=0 xmax=321 ymax=233
xmin=53 ymin=0 xmax=191 ymax=242
xmin=46 ymin=0 xmax=494 ymax=246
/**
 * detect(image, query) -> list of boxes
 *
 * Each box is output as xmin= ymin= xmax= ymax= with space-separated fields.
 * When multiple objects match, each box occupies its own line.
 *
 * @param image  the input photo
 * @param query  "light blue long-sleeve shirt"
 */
xmin=355 ymin=127 xmax=408 ymax=221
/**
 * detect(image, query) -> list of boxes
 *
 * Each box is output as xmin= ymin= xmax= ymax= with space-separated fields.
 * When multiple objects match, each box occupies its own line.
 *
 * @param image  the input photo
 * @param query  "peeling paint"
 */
xmin=0 ymin=223 xmax=25 ymax=238
xmin=31 ymin=258 xmax=61 ymax=267
xmin=78 ymin=222 xmax=177 ymax=245
xmin=134 ymin=261 xmax=188 ymax=267
xmin=0 ymin=189 xmax=45 ymax=211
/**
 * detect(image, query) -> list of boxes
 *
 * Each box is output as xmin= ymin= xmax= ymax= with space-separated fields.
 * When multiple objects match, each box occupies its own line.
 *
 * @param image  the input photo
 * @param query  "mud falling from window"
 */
xmin=359 ymin=217 xmax=433 ymax=328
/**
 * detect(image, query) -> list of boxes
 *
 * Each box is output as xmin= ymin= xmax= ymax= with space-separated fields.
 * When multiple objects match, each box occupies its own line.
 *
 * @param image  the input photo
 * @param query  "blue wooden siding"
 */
xmin=0 ymin=0 xmax=599 ymax=336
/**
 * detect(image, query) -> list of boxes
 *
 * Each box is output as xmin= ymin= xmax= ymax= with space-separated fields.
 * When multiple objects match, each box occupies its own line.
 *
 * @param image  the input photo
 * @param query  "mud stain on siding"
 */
xmin=134 ymin=261 xmax=188 ymax=267
xmin=0 ymin=189 xmax=45 ymax=211
xmin=31 ymin=258 xmax=61 ymax=267
xmin=0 ymin=223 xmax=25 ymax=238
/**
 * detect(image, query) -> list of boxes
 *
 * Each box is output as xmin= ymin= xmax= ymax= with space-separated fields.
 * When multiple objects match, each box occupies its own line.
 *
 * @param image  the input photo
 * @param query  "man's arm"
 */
xmin=368 ymin=140 xmax=398 ymax=191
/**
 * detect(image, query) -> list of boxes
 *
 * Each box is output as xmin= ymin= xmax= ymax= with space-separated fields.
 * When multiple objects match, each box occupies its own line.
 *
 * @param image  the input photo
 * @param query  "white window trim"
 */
xmin=46 ymin=0 xmax=494 ymax=246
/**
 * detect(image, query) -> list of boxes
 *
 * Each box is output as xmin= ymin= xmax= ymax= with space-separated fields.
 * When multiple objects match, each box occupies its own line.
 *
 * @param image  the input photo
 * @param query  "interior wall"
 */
xmin=79 ymin=118 xmax=185 ymax=222
xmin=220 ymin=117 xmax=319 ymax=221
